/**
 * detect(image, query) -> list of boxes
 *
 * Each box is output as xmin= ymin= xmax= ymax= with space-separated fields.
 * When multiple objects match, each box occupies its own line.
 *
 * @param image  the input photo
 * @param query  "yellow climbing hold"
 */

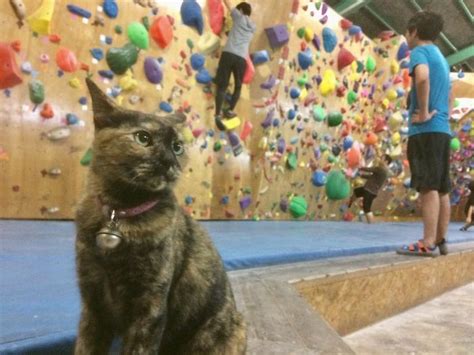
xmin=320 ymin=69 xmax=336 ymax=96
xmin=390 ymin=59 xmax=400 ymax=74
xmin=223 ymin=116 xmax=241 ymax=130
xmin=181 ymin=126 xmax=194 ymax=143
xmin=27 ymin=0 xmax=55 ymax=35
xmin=119 ymin=70 xmax=138 ymax=91
xmin=304 ymin=27 xmax=314 ymax=42
xmin=68 ymin=77 xmax=81 ymax=88
xmin=387 ymin=89 xmax=398 ymax=102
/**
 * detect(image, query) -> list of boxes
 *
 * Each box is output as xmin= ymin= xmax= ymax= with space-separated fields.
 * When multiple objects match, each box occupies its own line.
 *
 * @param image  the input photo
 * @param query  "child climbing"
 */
xmin=460 ymin=181 xmax=474 ymax=231
xmin=214 ymin=0 xmax=256 ymax=131
xmin=348 ymin=154 xmax=392 ymax=224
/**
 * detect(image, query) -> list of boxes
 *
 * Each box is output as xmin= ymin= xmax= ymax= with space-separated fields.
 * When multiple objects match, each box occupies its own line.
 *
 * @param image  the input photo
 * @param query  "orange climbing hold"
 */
xmin=0 ymin=42 xmax=23 ymax=89
xmin=150 ymin=16 xmax=173 ymax=49
xmin=40 ymin=103 xmax=54 ymax=119
xmin=364 ymin=131 xmax=378 ymax=145
xmin=56 ymin=47 xmax=79 ymax=72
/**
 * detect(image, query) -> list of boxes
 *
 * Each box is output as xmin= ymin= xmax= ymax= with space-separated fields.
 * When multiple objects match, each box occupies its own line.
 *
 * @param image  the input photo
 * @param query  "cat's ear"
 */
xmin=86 ymin=78 xmax=119 ymax=129
xmin=171 ymin=111 xmax=187 ymax=125
xmin=163 ymin=111 xmax=187 ymax=127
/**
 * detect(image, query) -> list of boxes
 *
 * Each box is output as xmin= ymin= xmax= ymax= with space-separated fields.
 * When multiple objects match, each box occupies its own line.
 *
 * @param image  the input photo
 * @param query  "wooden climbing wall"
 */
xmin=0 ymin=0 xmax=472 ymax=220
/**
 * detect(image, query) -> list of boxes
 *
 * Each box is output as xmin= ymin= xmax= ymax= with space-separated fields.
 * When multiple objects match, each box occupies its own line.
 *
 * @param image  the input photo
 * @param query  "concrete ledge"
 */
xmin=294 ymin=251 xmax=474 ymax=335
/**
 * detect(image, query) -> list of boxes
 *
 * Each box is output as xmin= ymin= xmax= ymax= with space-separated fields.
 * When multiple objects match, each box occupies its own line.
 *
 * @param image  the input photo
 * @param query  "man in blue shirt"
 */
xmin=214 ymin=0 xmax=256 ymax=130
xmin=398 ymin=11 xmax=453 ymax=257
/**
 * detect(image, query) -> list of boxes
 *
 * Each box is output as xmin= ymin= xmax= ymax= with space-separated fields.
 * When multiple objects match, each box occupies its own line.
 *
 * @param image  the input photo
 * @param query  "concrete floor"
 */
xmin=344 ymin=282 xmax=474 ymax=355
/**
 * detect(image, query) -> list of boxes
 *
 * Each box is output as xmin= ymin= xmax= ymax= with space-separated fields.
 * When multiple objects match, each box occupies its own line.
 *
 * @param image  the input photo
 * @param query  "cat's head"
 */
xmin=86 ymin=78 xmax=187 ymax=192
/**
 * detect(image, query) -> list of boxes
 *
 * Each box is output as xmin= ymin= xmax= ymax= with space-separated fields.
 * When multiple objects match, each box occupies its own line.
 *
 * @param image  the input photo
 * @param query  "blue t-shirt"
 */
xmin=408 ymin=44 xmax=451 ymax=137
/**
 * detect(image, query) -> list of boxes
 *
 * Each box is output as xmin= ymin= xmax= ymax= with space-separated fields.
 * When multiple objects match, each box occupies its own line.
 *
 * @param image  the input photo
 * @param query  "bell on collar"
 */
xmin=96 ymin=210 xmax=123 ymax=250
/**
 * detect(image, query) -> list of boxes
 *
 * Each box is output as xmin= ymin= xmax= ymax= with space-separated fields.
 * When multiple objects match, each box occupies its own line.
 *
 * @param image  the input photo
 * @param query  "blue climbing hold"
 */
xmin=196 ymin=69 xmax=212 ymax=84
xmin=298 ymin=49 xmax=313 ymax=70
xmin=181 ymin=0 xmax=204 ymax=35
xmin=67 ymin=4 xmax=92 ymax=18
xmin=78 ymin=97 xmax=87 ymax=105
xmin=90 ymin=48 xmax=104 ymax=61
xmin=98 ymin=69 xmax=114 ymax=79
xmin=343 ymin=136 xmax=353 ymax=151
xmin=66 ymin=113 xmax=79 ymax=125
xmin=159 ymin=101 xmax=173 ymax=113
xmin=312 ymin=170 xmax=327 ymax=187
xmin=190 ymin=53 xmax=205 ymax=70
xmin=251 ymin=50 xmax=270 ymax=65
xmin=185 ymin=195 xmax=194 ymax=205
xmin=322 ymin=27 xmax=337 ymax=53
xmin=348 ymin=25 xmax=362 ymax=36
xmin=103 ymin=0 xmax=118 ymax=18
xmin=287 ymin=108 xmax=296 ymax=120
xmin=290 ymin=88 xmax=300 ymax=99
xmin=397 ymin=42 xmax=409 ymax=61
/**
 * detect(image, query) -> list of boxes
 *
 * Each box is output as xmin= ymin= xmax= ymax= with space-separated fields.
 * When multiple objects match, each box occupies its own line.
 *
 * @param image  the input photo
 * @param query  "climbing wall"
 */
xmin=0 ymin=0 xmax=472 ymax=220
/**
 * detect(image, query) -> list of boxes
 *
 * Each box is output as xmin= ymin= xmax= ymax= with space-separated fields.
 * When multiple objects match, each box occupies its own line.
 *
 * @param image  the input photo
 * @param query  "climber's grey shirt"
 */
xmin=223 ymin=8 xmax=256 ymax=59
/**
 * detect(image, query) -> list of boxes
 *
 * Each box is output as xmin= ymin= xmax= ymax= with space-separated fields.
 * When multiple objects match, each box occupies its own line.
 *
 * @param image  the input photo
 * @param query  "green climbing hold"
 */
xmin=328 ymin=154 xmax=338 ymax=163
xmin=297 ymin=73 xmax=309 ymax=87
xmin=312 ymin=105 xmax=326 ymax=122
xmin=356 ymin=60 xmax=364 ymax=73
xmin=297 ymin=27 xmax=305 ymax=39
xmin=450 ymin=137 xmax=461 ymax=151
xmin=106 ymin=43 xmax=139 ymax=75
xmin=289 ymin=196 xmax=308 ymax=218
xmin=327 ymin=111 xmax=343 ymax=127
xmin=454 ymin=99 xmax=460 ymax=108
xmin=320 ymin=143 xmax=328 ymax=151
xmin=366 ymin=55 xmax=376 ymax=73
xmin=287 ymin=152 xmax=298 ymax=170
xmin=213 ymin=141 xmax=222 ymax=151
xmin=325 ymin=170 xmax=351 ymax=200
xmin=141 ymin=16 xmax=150 ymax=31
xmin=186 ymin=38 xmax=194 ymax=51
xmin=80 ymin=148 xmax=93 ymax=166
xmin=114 ymin=25 xmax=122 ymax=34
xmin=28 ymin=80 xmax=45 ymax=105
xmin=347 ymin=90 xmax=357 ymax=105
xmin=127 ymin=22 xmax=149 ymax=49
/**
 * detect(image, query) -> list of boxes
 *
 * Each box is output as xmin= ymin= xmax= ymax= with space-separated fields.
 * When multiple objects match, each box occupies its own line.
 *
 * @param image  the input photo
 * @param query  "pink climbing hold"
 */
xmin=208 ymin=0 xmax=224 ymax=35
xmin=337 ymin=47 xmax=356 ymax=71
xmin=150 ymin=16 xmax=173 ymax=49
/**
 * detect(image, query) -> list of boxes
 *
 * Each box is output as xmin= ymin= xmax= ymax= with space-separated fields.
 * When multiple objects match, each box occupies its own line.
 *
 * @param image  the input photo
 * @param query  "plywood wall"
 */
xmin=0 ymin=0 xmax=472 ymax=220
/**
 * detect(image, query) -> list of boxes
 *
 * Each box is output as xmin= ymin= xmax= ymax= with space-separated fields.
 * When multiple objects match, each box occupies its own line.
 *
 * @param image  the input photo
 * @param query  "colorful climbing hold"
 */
xmin=0 ymin=42 xmax=23 ymax=89
xmin=181 ymin=0 xmax=204 ymax=35
xmin=106 ymin=43 xmax=138 ymax=75
xmin=150 ymin=16 xmax=173 ymax=49
xmin=127 ymin=22 xmax=149 ymax=49
xmin=55 ymin=47 xmax=78 ymax=72
xmin=289 ymin=196 xmax=308 ymax=218
xmin=337 ymin=47 xmax=356 ymax=71
xmin=325 ymin=170 xmax=351 ymax=200
xmin=144 ymin=57 xmax=163 ymax=84
xmin=322 ymin=27 xmax=337 ymax=53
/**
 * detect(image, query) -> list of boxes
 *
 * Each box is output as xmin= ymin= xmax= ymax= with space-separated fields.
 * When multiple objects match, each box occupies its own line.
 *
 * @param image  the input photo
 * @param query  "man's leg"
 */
xmin=420 ymin=190 xmax=440 ymax=246
xmin=226 ymin=56 xmax=246 ymax=116
xmin=435 ymin=193 xmax=450 ymax=243
xmin=214 ymin=53 xmax=232 ymax=118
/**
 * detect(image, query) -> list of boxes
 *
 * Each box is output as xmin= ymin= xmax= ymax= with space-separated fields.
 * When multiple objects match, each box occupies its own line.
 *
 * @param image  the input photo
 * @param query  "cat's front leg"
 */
xmin=75 ymin=305 xmax=114 ymax=355
xmin=121 ymin=302 xmax=167 ymax=355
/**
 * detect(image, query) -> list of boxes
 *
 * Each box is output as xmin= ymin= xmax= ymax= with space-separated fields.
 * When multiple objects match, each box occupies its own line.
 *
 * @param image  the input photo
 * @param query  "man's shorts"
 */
xmin=354 ymin=187 xmax=377 ymax=213
xmin=407 ymin=132 xmax=451 ymax=194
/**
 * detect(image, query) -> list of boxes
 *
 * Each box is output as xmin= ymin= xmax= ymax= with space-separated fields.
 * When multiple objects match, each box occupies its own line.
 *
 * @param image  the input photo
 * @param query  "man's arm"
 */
xmin=223 ymin=0 xmax=232 ymax=11
xmin=412 ymin=64 xmax=437 ymax=124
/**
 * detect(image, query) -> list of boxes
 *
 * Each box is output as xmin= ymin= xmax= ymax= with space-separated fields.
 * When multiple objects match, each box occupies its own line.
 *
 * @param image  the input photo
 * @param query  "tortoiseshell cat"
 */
xmin=74 ymin=78 xmax=246 ymax=354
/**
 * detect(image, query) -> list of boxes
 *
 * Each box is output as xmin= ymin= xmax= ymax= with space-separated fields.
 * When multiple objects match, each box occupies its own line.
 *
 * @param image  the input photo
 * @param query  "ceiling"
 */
xmin=324 ymin=0 xmax=474 ymax=72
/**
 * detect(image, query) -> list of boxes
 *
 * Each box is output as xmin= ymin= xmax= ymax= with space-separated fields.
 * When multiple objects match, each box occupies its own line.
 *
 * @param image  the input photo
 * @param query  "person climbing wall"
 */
xmin=214 ymin=0 xmax=256 ymax=131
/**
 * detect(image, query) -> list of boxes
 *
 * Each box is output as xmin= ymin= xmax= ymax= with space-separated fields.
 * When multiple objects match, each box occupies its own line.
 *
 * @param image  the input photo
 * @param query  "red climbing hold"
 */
xmin=150 ymin=16 xmax=173 ymax=49
xmin=243 ymin=55 xmax=255 ymax=84
xmin=208 ymin=0 xmax=224 ymax=35
xmin=0 ymin=42 xmax=23 ymax=89
xmin=40 ymin=103 xmax=54 ymax=119
xmin=337 ymin=47 xmax=356 ymax=71
xmin=340 ymin=18 xmax=353 ymax=30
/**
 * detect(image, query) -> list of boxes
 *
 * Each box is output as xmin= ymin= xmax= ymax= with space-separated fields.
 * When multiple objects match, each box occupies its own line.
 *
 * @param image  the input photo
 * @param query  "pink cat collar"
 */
xmin=99 ymin=198 xmax=159 ymax=219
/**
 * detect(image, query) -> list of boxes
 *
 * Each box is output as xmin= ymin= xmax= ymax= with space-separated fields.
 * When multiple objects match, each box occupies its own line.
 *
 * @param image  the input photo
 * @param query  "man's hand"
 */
xmin=411 ymin=109 xmax=437 ymax=124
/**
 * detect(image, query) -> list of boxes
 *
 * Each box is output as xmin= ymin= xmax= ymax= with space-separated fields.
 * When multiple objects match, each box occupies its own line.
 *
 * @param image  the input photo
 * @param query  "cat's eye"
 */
xmin=172 ymin=140 xmax=184 ymax=156
xmin=134 ymin=131 xmax=152 ymax=146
